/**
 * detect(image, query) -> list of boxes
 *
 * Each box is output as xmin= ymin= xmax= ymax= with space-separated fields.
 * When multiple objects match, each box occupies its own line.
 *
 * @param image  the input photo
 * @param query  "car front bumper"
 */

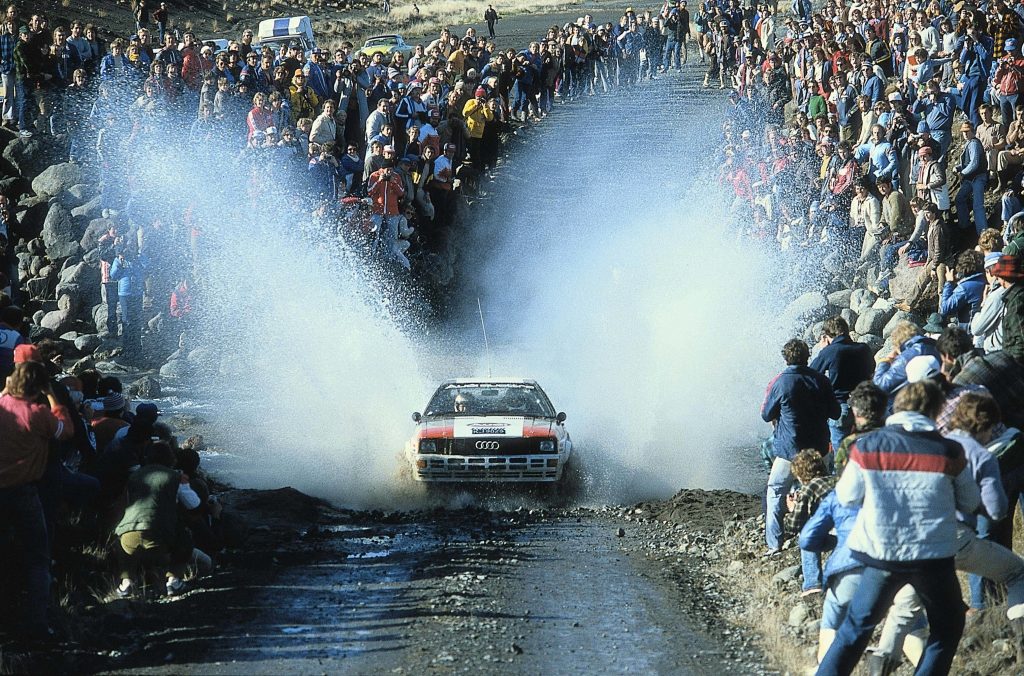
xmin=414 ymin=454 xmax=564 ymax=482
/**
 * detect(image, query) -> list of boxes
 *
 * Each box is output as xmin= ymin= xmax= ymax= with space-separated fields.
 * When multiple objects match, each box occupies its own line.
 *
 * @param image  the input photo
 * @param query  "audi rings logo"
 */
xmin=475 ymin=441 xmax=500 ymax=450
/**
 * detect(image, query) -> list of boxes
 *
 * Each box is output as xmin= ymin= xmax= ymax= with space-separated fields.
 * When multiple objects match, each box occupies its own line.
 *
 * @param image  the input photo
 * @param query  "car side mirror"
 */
xmin=412 ymin=412 xmax=422 ymax=423
xmin=556 ymin=412 xmax=567 ymax=423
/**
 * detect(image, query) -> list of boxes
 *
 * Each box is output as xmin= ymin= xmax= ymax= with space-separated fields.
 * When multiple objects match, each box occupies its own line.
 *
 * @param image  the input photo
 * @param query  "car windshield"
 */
xmin=366 ymin=38 xmax=397 ymax=47
xmin=424 ymin=384 xmax=556 ymax=418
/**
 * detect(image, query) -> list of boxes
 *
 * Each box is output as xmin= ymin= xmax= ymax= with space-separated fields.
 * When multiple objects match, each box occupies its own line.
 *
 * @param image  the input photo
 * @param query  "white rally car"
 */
xmin=407 ymin=379 xmax=572 ymax=483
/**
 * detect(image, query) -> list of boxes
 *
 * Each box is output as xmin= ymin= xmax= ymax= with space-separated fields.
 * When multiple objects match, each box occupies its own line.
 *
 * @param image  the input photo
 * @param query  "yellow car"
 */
xmin=357 ymin=34 xmax=415 ymax=63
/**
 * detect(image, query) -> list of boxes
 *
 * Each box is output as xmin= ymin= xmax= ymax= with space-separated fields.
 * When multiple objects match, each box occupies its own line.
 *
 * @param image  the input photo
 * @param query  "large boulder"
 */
xmin=13 ymin=199 xmax=49 ymax=239
xmin=41 ymin=203 xmax=82 ymax=259
xmin=781 ymin=291 xmax=829 ymax=327
xmin=159 ymin=358 xmax=190 ymax=379
xmin=80 ymin=217 xmax=113 ymax=252
xmin=3 ymin=137 xmax=62 ymax=177
xmin=39 ymin=309 xmax=73 ymax=334
xmin=855 ymin=307 xmax=896 ymax=336
xmin=840 ymin=308 xmax=857 ymax=329
xmin=71 ymin=195 xmax=103 ymax=222
xmin=826 ymin=289 xmax=853 ymax=309
xmin=31 ymin=162 xmax=82 ymax=197
xmin=882 ymin=310 xmax=913 ymax=339
xmin=856 ymin=333 xmax=885 ymax=353
xmin=0 ymin=175 xmax=29 ymax=199
xmin=128 ymin=376 xmax=162 ymax=399
xmin=849 ymin=288 xmax=878 ymax=315
xmin=73 ymin=334 xmax=102 ymax=354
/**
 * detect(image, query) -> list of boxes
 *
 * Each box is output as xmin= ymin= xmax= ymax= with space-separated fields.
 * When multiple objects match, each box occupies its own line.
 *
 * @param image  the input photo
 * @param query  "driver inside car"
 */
xmin=453 ymin=393 xmax=474 ymax=413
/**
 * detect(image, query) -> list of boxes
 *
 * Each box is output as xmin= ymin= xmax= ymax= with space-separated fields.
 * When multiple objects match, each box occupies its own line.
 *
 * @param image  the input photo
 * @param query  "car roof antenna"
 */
xmin=477 ymin=297 xmax=493 ymax=378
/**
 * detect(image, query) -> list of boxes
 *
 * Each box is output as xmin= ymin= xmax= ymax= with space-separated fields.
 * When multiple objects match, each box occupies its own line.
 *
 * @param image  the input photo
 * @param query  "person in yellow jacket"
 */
xmin=288 ymin=69 xmax=320 ymax=126
xmin=463 ymin=86 xmax=493 ymax=171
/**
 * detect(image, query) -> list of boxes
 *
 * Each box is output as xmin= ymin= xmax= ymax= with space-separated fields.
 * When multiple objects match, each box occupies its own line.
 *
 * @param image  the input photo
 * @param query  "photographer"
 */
xmin=0 ymin=360 xmax=75 ymax=639
xmin=108 ymin=245 xmax=149 ymax=363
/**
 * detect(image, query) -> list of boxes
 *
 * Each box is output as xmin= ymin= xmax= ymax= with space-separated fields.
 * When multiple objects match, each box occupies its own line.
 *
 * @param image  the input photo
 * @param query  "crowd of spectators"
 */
xmin=0 ymin=0 xmax=705 ymax=649
xmin=734 ymin=0 xmax=1024 ymax=672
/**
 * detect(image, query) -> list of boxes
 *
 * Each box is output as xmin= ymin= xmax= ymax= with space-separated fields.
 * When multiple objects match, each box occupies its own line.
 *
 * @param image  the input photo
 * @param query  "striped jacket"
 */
xmin=836 ymin=411 xmax=981 ymax=565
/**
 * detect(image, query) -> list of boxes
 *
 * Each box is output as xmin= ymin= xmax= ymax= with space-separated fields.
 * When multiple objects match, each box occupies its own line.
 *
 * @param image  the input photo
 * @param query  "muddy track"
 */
xmin=99 ymin=505 xmax=768 ymax=675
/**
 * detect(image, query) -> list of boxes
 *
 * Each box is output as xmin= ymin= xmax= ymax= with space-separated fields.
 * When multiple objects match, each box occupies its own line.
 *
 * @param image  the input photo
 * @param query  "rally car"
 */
xmin=407 ymin=379 xmax=572 ymax=483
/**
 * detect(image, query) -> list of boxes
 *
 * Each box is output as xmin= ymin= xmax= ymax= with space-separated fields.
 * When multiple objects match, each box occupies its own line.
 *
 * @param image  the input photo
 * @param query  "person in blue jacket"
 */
xmin=761 ymin=339 xmax=840 ymax=555
xmin=954 ymin=24 xmax=993 ymax=126
xmin=939 ymin=250 xmax=987 ymax=325
xmin=109 ymin=246 xmax=149 ymax=362
xmin=873 ymin=321 xmax=941 ymax=397
xmin=811 ymin=316 xmax=875 ymax=455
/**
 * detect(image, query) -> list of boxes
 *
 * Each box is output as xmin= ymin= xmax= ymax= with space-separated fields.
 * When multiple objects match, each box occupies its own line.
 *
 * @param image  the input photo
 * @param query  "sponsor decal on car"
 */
xmin=453 ymin=418 xmax=525 ymax=438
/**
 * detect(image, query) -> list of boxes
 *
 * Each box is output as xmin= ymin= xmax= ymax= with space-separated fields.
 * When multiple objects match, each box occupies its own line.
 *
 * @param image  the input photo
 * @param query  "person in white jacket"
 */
xmin=970 ymin=251 xmax=1007 ymax=351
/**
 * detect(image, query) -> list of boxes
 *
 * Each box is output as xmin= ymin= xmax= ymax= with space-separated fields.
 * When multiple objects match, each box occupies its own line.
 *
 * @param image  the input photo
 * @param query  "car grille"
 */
xmin=427 ymin=438 xmax=555 ymax=455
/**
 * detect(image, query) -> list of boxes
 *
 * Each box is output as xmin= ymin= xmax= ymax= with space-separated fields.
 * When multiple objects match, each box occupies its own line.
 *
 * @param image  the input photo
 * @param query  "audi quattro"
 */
xmin=407 ymin=379 xmax=572 ymax=483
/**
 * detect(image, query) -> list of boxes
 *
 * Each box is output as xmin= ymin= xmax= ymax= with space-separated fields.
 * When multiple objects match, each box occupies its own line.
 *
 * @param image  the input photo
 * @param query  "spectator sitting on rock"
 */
xmin=894 ymin=203 xmax=951 ymax=313
xmin=939 ymin=250 xmax=986 ymax=326
xmin=92 ymin=402 xmax=159 ymax=509
xmin=969 ymin=252 xmax=1008 ymax=352
xmin=784 ymin=449 xmax=836 ymax=598
xmin=114 ymin=440 xmax=200 ymax=598
xmin=760 ymin=338 xmax=840 ymax=556
xmin=0 ymin=304 xmax=27 ymax=382
xmin=872 ymin=321 xmax=941 ymax=400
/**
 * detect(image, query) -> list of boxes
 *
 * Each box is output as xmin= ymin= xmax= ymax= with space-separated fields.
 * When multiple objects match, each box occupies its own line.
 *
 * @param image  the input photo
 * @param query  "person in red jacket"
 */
xmin=367 ymin=164 xmax=407 ymax=267
xmin=0 ymin=361 xmax=74 ymax=639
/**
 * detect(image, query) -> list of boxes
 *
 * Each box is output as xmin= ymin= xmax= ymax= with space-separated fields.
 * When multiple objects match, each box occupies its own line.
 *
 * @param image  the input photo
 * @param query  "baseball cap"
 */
xmin=985 ymin=252 xmax=1003 ymax=269
xmin=475 ymin=86 xmax=487 ymax=98
xmin=383 ymin=145 xmax=396 ymax=154
xmin=887 ymin=91 xmax=903 ymax=102
xmin=444 ymin=142 xmax=457 ymax=150
xmin=1008 ymin=38 xmax=1019 ymax=52
xmin=18 ymin=25 xmax=28 ymax=35
xmin=13 ymin=343 xmax=41 ymax=363
xmin=905 ymin=355 xmax=942 ymax=383
xmin=991 ymin=254 xmax=1024 ymax=282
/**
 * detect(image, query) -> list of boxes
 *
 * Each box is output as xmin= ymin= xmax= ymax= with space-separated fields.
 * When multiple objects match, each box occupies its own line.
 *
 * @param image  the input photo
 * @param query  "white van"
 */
xmin=255 ymin=16 xmax=316 ymax=57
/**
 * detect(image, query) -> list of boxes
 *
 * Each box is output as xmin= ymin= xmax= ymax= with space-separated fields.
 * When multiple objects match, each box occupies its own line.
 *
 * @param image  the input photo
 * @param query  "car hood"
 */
xmin=417 ymin=416 xmax=556 ymax=439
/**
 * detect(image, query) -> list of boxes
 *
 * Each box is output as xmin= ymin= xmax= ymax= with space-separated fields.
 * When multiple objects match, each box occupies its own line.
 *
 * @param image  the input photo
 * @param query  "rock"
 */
xmin=0 ymin=175 xmax=29 ymax=199
xmin=129 ymin=376 xmax=162 ymax=399
xmin=855 ymin=307 xmax=893 ymax=336
xmin=840 ymin=308 xmax=857 ymax=328
xmin=27 ymin=238 xmax=45 ymax=255
xmin=159 ymin=358 xmax=190 ymax=379
xmin=65 ymin=183 xmax=92 ymax=202
xmin=31 ymin=309 xmax=45 ymax=325
xmin=772 ymin=565 xmax=802 ymax=586
xmin=27 ymin=325 xmax=54 ymax=341
xmin=849 ymin=288 xmax=878 ymax=315
xmin=40 ymin=309 xmax=73 ymax=334
xmin=615 ymin=527 xmax=625 ymax=538
xmin=71 ymin=195 xmax=103 ymax=222
xmin=3 ymin=137 xmax=62 ymax=177
xmin=13 ymin=200 xmax=48 ymax=239
xmin=857 ymin=333 xmax=884 ymax=353
xmin=31 ymin=162 xmax=83 ymax=197
xmin=727 ymin=560 xmax=744 ymax=573
xmin=59 ymin=331 xmax=79 ymax=341
xmin=882 ymin=310 xmax=912 ymax=339
xmin=74 ymin=334 xmax=102 ymax=353
xmin=826 ymin=289 xmax=853 ymax=308
xmin=42 ymin=203 xmax=82 ymax=259
xmin=24 ymin=276 xmax=50 ymax=299
xmin=788 ymin=602 xmax=810 ymax=627
xmin=781 ymin=291 xmax=829 ymax=326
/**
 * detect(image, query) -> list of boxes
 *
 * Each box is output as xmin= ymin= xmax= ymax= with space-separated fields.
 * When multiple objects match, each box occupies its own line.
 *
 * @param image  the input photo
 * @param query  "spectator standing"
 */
xmin=760 ymin=339 xmax=840 ymax=555
xmin=485 ymin=5 xmax=500 ymax=39
xmin=816 ymin=381 xmax=981 ymax=675
xmin=109 ymin=247 xmax=148 ymax=363
xmin=811 ymin=316 xmax=875 ymax=456
xmin=0 ymin=361 xmax=74 ymax=639
xmin=954 ymin=121 xmax=989 ymax=235
xmin=153 ymin=3 xmax=168 ymax=43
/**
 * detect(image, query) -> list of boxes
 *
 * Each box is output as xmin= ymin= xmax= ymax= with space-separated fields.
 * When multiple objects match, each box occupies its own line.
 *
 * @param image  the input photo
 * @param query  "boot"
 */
xmin=865 ymin=652 xmax=899 ymax=676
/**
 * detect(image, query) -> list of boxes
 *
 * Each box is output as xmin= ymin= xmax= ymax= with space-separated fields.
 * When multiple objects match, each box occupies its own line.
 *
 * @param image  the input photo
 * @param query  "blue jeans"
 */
xmin=0 ymin=483 xmax=51 ymax=630
xmin=817 ymin=560 xmax=965 ymax=676
xmin=765 ymin=456 xmax=795 ymax=551
xmin=956 ymin=175 xmax=988 ymax=234
xmin=118 ymin=294 xmax=143 ymax=359
xmin=822 ymin=569 xmax=863 ymax=630
xmin=662 ymin=39 xmax=680 ymax=70
xmin=827 ymin=402 xmax=852 ymax=458
xmin=802 ymin=548 xmax=824 ymax=591
xmin=15 ymin=76 xmax=31 ymax=131
xmin=931 ymin=129 xmax=951 ymax=162
xmin=968 ymin=513 xmax=998 ymax=610
xmin=1001 ymin=93 xmax=1020 ymax=123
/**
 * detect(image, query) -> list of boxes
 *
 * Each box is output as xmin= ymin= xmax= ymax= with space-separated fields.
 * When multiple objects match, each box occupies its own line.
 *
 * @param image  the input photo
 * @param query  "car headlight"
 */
xmin=539 ymin=439 xmax=556 ymax=452
xmin=419 ymin=440 xmax=437 ymax=453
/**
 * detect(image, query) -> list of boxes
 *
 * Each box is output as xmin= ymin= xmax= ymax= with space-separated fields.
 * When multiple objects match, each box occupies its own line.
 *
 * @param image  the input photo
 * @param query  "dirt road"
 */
xmin=101 ymin=497 xmax=768 ymax=675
